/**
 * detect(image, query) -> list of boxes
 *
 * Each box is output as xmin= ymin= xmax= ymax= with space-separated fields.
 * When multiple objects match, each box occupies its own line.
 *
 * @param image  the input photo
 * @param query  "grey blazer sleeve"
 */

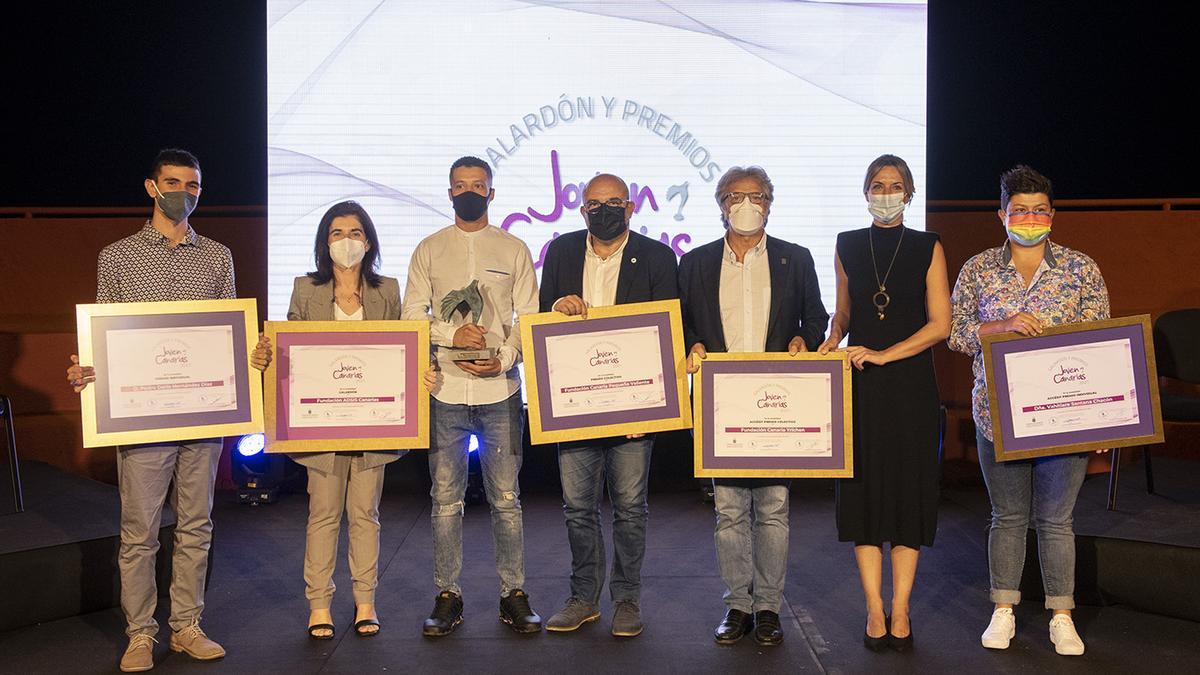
xmin=382 ymin=276 xmax=402 ymax=320
xmin=287 ymin=276 xmax=313 ymax=321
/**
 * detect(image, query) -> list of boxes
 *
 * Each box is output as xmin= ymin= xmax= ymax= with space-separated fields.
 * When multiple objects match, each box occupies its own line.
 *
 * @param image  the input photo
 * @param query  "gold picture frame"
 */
xmin=693 ymin=351 xmax=853 ymax=478
xmin=520 ymin=299 xmax=692 ymax=445
xmin=982 ymin=314 xmax=1165 ymax=461
xmin=263 ymin=320 xmax=430 ymax=452
xmin=76 ymin=298 xmax=263 ymax=448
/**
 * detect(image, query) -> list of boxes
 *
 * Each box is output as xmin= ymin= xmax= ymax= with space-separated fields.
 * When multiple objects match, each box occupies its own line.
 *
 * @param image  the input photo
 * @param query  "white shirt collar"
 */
xmin=585 ymin=231 xmax=630 ymax=261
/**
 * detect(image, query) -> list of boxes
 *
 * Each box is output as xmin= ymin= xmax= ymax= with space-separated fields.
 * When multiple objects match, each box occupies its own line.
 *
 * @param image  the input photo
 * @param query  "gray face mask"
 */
xmin=152 ymin=182 xmax=199 ymax=222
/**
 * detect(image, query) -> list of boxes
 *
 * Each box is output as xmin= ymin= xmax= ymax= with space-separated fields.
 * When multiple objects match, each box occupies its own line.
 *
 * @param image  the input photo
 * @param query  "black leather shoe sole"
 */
xmin=715 ymin=619 xmax=753 ymax=644
xmin=754 ymin=630 xmax=783 ymax=646
xmin=422 ymin=616 xmax=463 ymax=638
xmin=714 ymin=629 xmax=750 ymax=645
xmin=500 ymin=613 xmax=543 ymax=634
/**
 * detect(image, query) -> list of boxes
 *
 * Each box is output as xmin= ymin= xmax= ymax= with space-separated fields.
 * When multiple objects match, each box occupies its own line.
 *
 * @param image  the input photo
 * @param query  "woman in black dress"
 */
xmin=818 ymin=155 xmax=950 ymax=652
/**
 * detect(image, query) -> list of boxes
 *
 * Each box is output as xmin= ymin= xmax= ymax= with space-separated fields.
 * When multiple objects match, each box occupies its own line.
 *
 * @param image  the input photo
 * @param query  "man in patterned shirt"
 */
xmin=66 ymin=149 xmax=238 ymax=672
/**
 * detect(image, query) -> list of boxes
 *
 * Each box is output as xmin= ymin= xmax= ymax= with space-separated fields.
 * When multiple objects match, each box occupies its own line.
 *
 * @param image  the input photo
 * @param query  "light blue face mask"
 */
xmin=152 ymin=182 xmax=199 ymax=222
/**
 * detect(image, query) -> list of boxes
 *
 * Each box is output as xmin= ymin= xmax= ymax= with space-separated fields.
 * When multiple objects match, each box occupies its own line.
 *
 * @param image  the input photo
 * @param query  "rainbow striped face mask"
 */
xmin=1005 ymin=212 xmax=1052 ymax=246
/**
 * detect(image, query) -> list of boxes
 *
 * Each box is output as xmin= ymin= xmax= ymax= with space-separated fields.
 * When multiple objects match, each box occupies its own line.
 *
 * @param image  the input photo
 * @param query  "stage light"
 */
xmin=465 ymin=434 xmax=485 ymax=505
xmin=236 ymin=433 xmax=266 ymax=457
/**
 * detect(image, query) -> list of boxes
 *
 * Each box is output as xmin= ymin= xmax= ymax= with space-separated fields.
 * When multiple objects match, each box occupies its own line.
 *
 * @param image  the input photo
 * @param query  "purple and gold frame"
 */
xmin=694 ymin=352 xmax=853 ymax=478
xmin=982 ymin=314 xmax=1164 ymax=462
xmin=264 ymin=320 xmax=430 ymax=453
xmin=521 ymin=299 xmax=691 ymax=445
xmin=76 ymin=299 xmax=264 ymax=448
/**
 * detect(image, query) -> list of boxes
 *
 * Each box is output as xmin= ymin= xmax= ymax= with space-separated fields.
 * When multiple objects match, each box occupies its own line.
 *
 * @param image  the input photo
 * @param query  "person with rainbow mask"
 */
xmin=948 ymin=164 xmax=1110 ymax=656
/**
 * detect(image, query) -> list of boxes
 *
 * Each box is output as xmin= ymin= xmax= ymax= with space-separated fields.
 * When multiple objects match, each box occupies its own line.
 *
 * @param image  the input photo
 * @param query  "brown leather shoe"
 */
xmin=169 ymin=622 xmax=226 ymax=661
xmin=119 ymin=634 xmax=157 ymax=672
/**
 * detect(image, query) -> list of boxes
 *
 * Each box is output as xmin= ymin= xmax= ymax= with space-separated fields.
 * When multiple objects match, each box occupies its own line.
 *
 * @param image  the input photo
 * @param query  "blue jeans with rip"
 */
xmin=977 ymin=432 xmax=1089 ymax=609
xmin=558 ymin=435 xmax=653 ymax=605
xmin=713 ymin=483 xmax=790 ymax=613
xmin=429 ymin=393 xmax=525 ymax=597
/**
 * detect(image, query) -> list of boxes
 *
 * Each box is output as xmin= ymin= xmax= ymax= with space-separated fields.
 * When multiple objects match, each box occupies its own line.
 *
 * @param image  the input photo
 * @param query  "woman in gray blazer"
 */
xmin=288 ymin=201 xmax=403 ymax=640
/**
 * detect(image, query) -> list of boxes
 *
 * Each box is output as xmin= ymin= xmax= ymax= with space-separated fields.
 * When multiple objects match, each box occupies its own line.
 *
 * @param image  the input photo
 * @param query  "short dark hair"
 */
xmin=862 ymin=154 xmax=915 ymax=197
xmin=148 ymin=148 xmax=201 ymax=180
xmin=1000 ymin=165 xmax=1054 ymax=209
xmin=306 ymin=201 xmax=383 ymax=288
xmin=449 ymin=156 xmax=493 ymax=185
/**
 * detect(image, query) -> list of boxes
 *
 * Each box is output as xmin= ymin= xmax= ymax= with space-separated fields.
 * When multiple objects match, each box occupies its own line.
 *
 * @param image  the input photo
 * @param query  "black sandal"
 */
xmin=354 ymin=619 xmax=381 ymax=637
xmin=308 ymin=623 xmax=336 ymax=640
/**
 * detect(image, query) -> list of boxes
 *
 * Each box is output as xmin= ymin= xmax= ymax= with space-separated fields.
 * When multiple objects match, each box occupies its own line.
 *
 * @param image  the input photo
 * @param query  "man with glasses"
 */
xmin=538 ymin=173 xmax=679 ymax=637
xmin=678 ymin=166 xmax=827 ymax=646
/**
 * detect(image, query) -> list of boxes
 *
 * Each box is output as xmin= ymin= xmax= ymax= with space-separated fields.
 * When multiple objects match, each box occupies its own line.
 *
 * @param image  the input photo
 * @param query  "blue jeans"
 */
xmin=713 ymin=483 xmax=790 ymax=613
xmin=429 ymin=393 xmax=525 ymax=597
xmin=558 ymin=436 xmax=653 ymax=604
xmin=976 ymin=432 xmax=1089 ymax=609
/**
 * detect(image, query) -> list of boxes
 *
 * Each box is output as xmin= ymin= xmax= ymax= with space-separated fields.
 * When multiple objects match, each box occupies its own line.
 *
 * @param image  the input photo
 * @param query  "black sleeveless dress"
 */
xmin=835 ymin=224 xmax=941 ymax=548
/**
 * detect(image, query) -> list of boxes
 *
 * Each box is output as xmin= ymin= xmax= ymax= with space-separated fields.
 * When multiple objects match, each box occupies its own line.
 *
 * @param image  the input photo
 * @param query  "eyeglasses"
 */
xmin=721 ymin=191 xmax=769 ymax=205
xmin=1006 ymin=207 xmax=1052 ymax=216
xmin=584 ymin=198 xmax=629 ymax=211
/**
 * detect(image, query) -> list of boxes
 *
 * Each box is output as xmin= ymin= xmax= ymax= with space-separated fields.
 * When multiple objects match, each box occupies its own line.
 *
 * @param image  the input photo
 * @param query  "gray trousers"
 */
xmin=117 ymin=439 xmax=222 ymax=636
xmin=304 ymin=454 xmax=388 ymax=609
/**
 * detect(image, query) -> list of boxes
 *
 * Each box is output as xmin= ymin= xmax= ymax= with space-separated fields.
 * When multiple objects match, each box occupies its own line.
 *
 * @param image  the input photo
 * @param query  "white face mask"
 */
xmin=727 ymin=197 xmax=765 ymax=236
xmin=329 ymin=237 xmax=367 ymax=269
xmin=868 ymin=192 xmax=907 ymax=224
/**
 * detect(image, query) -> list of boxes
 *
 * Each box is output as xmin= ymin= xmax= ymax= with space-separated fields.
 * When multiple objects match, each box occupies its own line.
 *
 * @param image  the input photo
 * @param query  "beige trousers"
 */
xmin=117 ymin=439 xmax=222 ymax=636
xmin=303 ymin=454 xmax=388 ymax=609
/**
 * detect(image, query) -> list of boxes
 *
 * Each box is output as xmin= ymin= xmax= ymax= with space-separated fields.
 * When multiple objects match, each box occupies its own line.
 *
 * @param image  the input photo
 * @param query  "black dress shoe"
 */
xmin=864 ymin=615 xmax=889 ymax=652
xmin=889 ymin=616 xmax=913 ymax=652
xmin=499 ymin=589 xmax=543 ymax=634
xmin=753 ymin=611 xmax=783 ymax=646
xmin=422 ymin=591 xmax=464 ymax=637
xmin=713 ymin=609 xmax=754 ymax=644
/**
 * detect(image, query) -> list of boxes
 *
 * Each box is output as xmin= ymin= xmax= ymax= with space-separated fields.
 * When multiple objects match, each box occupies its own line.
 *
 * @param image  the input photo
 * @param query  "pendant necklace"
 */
xmin=868 ymin=225 xmax=905 ymax=320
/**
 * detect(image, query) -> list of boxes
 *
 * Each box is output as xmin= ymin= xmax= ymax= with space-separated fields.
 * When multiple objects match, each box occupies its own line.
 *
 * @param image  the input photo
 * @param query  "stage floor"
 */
xmin=2 ymin=457 xmax=1198 ymax=674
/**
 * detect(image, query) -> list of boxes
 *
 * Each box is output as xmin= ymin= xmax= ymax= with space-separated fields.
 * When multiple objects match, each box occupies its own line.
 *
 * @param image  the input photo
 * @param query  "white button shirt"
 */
xmin=718 ymin=234 xmax=771 ymax=352
xmin=401 ymin=223 xmax=539 ymax=405
xmin=581 ymin=232 xmax=630 ymax=308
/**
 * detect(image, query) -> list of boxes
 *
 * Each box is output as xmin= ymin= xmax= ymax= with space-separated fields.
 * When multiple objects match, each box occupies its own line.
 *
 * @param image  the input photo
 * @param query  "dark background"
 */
xmin=1 ymin=2 xmax=1193 ymax=206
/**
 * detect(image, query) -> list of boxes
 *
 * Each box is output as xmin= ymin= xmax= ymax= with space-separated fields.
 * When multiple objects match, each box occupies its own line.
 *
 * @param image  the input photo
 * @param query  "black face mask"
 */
xmin=452 ymin=191 xmax=489 ymax=222
xmin=586 ymin=203 xmax=628 ymax=241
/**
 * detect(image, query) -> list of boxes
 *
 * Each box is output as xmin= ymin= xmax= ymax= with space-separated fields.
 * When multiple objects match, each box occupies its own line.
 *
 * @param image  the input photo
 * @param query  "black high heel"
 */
xmin=864 ymin=615 xmax=890 ymax=652
xmin=888 ymin=614 xmax=913 ymax=652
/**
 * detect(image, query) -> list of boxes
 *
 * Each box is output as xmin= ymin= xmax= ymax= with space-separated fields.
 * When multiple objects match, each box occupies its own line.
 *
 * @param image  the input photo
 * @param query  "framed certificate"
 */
xmin=521 ymin=299 xmax=691 ymax=444
xmin=694 ymin=352 xmax=853 ymax=478
xmin=76 ymin=299 xmax=263 ymax=448
xmin=264 ymin=320 xmax=429 ymax=452
xmin=982 ymin=315 xmax=1165 ymax=461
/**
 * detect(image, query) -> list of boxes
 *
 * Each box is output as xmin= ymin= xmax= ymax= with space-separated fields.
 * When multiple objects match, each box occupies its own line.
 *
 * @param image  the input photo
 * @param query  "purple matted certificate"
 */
xmin=522 ymin=299 xmax=691 ymax=445
xmin=694 ymin=353 xmax=853 ymax=478
xmin=76 ymin=299 xmax=263 ymax=448
xmin=264 ymin=320 xmax=430 ymax=452
xmin=543 ymin=325 xmax=668 ymax=418
xmin=983 ymin=315 xmax=1164 ymax=461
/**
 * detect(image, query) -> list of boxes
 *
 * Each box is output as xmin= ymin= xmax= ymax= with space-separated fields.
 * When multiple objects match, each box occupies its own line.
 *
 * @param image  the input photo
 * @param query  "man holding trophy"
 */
xmin=401 ymin=156 xmax=543 ymax=637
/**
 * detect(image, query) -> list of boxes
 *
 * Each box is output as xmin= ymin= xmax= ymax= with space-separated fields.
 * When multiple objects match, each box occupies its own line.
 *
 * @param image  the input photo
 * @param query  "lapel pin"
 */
xmin=630 ymin=257 xmax=637 ymax=264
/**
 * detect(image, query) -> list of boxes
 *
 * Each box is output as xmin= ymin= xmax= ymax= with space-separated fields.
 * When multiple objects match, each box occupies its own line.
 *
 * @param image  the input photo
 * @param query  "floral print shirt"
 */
xmin=949 ymin=240 xmax=1110 ymax=441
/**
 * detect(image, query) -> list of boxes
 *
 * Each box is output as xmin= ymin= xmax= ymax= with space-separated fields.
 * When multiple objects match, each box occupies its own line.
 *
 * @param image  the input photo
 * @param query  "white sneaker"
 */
xmin=1049 ymin=615 xmax=1085 ymax=655
xmin=981 ymin=607 xmax=1016 ymax=649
